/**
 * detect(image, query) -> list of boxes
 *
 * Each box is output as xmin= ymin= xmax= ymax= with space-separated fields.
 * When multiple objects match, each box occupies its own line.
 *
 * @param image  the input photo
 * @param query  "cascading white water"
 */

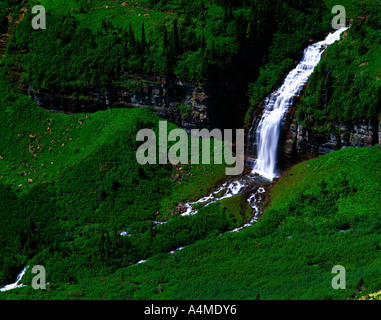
xmin=0 ymin=266 xmax=28 ymax=292
xmin=252 ymin=27 xmax=349 ymax=180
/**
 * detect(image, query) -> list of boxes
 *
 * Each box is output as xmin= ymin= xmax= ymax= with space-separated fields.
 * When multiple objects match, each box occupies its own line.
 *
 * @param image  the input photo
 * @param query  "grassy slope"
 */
xmin=40 ymin=0 xmax=175 ymax=35
xmin=2 ymin=146 xmax=380 ymax=300
xmin=0 ymin=62 xmax=235 ymax=286
xmin=0 ymin=63 xmax=226 ymax=201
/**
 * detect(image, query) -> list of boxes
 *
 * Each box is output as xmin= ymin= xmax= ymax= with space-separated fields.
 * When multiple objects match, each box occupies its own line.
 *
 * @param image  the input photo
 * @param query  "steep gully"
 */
xmin=0 ymin=27 xmax=349 ymax=289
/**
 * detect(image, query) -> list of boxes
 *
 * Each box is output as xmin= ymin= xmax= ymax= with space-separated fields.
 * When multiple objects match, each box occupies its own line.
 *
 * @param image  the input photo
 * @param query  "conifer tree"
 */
xmin=163 ymin=25 xmax=168 ymax=50
xmin=173 ymin=19 xmax=179 ymax=55
xmin=141 ymin=23 xmax=146 ymax=51
xmin=200 ymin=32 xmax=206 ymax=48
xmin=129 ymin=22 xmax=135 ymax=50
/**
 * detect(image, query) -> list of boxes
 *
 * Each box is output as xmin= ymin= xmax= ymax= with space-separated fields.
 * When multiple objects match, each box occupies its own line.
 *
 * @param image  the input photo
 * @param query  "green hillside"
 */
xmin=2 ymin=146 xmax=380 ymax=300
xmin=3 ymin=0 xmax=331 ymax=89
xmin=0 ymin=63 xmax=234 ymax=287
xmin=0 ymin=0 xmax=380 ymax=301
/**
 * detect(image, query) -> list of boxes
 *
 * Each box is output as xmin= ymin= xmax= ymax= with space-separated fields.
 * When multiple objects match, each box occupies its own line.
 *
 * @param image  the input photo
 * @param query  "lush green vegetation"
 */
xmin=0 ymin=0 xmax=380 ymax=301
xmin=0 ymin=61 xmax=237 ymax=287
xmin=297 ymin=0 xmax=381 ymax=129
xmin=2 ymin=146 xmax=380 ymax=300
xmin=3 ymin=0 xmax=332 ymax=93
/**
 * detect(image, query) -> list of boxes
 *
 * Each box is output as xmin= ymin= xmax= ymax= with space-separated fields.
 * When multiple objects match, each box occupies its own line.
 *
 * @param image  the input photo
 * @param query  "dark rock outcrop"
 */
xmin=27 ymin=74 xmax=212 ymax=131
xmin=27 ymin=61 xmax=256 ymax=133
xmin=280 ymin=107 xmax=380 ymax=167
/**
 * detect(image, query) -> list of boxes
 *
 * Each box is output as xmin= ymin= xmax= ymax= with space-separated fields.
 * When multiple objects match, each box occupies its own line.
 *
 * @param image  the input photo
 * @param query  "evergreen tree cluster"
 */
xmin=4 ymin=0 xmax=330 ymax=91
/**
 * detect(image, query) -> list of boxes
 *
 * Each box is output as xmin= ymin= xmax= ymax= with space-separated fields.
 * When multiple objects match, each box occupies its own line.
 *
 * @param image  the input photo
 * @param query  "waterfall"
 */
xmin=0 ymin=266 xmax=28 ymax=292
xmin=251 ymin=27 xmax=349 ymax=180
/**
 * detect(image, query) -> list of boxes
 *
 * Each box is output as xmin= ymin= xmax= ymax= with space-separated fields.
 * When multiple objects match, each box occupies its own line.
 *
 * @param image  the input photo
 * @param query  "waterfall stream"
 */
xmin=0 ymin=266 xmax=28 ymax=292
xmin=149 ymin=28 xmax=350 ymax=245
xmin=251 ymin=27 xmax=349 ymax=180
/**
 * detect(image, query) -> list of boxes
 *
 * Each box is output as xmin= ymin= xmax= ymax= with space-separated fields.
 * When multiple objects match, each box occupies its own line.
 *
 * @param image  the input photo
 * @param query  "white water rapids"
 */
xmin=181 ymin=179 xmax=266 ymax=220
xmin=0 ymin=266 xmax=28 ymax=292
xmin=252 ymin=27 xmax=349 ymax=180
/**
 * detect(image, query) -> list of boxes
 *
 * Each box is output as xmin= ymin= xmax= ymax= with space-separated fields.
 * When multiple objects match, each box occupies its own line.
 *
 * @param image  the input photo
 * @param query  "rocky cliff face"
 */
xmin=27 ymin=74 xmax=211 ymax=131
xmin=280 ymin=107 xmax=380 ymax=168
xmin=27 ymin=41 xmax=258 ymax=133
